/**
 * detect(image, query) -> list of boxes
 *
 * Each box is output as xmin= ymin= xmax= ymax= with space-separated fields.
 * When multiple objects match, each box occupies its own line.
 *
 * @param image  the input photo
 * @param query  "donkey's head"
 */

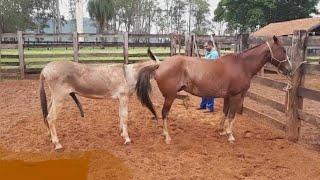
xmin=267 ymin=36 xmax=292 ymax=76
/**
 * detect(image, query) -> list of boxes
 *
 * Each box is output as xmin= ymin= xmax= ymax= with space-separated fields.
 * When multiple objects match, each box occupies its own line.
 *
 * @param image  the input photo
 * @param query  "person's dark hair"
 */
xmin=205 ymin=40 xmax=213 ymax=46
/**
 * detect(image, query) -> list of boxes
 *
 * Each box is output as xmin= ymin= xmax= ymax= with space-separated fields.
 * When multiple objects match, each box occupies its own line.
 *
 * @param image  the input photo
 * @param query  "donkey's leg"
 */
xmin=47 ymin=94 xmax=64 ymax=150
xmin=119 ymin=95 xmax=131 ymax=144
xmin=219 ymin=97 xmax=229 ymax=132
xmin=162 ymin=97 xmax=175 ymax=144
xmin=224 ymin=94 xmax=242 ymax=143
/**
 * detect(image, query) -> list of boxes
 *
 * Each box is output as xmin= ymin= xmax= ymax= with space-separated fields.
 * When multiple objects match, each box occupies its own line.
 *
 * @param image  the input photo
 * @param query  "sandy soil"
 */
xmin=0 ymin=78 xmax=320 ymax=180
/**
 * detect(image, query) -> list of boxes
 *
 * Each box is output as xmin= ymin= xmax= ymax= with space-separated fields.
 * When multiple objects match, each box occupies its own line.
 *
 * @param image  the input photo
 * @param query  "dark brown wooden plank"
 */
xmin=0 ymin=44 xmax=18 ymax=49
xmin=302 ymin=63 xmax=320 ymax=75
xmin=196 ymin=35 xmax=235 ymax=44
xmin=252 ymin=76 xmax=287 ymax=91
xmin=298 ymin=110 xmax=320 ymax=128
xmin=25 ymin=54 xmax=73 ymax=58
xmin=248 ymin=36 xmax=292 ymax=46
xmin=298 ymin=87 xmax=320 ymax=102
xmin=1 ymin=33 xmax=17 ymax=38
xmin=1 ymin=54 xmax=19 ymax=58
xmin=128 ymin=34 xmax=171 ymax=38
xmin=24 ymin=44 xmax=73 ymax=48
xmin=307 ymin=36 xmax=320 ymax=46
xmin=246 ymin=91 xmax=285 ymax=113
xmin=243 ymin=106 xmax=286 ymax=131
xmin=23 ymin=33 xmax=73 ymax=37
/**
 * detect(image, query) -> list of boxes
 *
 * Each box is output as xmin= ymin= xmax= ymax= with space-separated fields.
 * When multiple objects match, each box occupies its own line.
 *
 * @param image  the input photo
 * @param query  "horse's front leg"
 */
xmin=119 ymin=95 xmax=131 ymax=144
xmin=220 ymin=94 xmax=243 ymax=143
xmin=162 ymin=97 xmax=175 ymax=144
xmin=218 ymin=97 xmax=229 ymax=132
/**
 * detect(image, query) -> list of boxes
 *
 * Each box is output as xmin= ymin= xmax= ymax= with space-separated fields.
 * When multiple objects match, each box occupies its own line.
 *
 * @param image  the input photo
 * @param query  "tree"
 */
xmin=191 ymin=0 xmax=210 ymax=34
xmin=170 ymin=0 xmax=187 ymax=34
xmin=87 ymin=0 xmax=115 ymax=33
xmin=214 ymin=0 xmax=320 ymax=33
xmin=0 ymin=0 xmax=54 ymax=33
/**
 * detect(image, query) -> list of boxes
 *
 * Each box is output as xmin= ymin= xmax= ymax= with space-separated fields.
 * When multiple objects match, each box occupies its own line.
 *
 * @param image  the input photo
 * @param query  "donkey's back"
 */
xmin=41 ymin=61 xmax=128 ymax=99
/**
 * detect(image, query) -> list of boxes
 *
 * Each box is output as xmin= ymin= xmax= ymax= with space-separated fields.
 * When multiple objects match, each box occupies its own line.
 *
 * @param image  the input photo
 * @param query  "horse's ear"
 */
xmin=273 ymin=35 xmax=279 ymax=44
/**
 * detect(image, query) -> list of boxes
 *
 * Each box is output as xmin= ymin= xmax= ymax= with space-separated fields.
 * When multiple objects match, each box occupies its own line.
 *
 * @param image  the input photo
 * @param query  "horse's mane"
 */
xmin=236 ymin=43 xmax=264 ymax=58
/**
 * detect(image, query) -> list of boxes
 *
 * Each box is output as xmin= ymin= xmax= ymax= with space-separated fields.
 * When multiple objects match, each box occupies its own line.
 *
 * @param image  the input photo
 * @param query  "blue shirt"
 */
xmin=205 ymin=50 xmax=219 ymax=60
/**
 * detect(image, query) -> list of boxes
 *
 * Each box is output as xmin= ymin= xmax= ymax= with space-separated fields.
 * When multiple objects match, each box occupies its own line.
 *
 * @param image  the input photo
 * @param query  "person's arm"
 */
xmin=210 ymin=51 xmax=219 ymax=60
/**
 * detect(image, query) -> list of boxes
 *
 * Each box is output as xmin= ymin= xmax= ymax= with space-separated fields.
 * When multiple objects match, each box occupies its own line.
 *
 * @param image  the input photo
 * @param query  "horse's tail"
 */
xmin=39 ymin=73 xmax=49 ymax=128
xmin=136 ymin=64 xmax=159 ymax=119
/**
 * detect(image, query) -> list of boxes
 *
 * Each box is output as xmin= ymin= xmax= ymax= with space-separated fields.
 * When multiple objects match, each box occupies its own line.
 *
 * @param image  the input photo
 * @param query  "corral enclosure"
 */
xmin=0 ymin=31 xmax=320 ymax=179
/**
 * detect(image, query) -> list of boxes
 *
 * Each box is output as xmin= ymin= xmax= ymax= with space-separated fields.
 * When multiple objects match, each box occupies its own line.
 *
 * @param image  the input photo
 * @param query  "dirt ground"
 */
xmin=1 ymin=78 xmax=320 ymax=180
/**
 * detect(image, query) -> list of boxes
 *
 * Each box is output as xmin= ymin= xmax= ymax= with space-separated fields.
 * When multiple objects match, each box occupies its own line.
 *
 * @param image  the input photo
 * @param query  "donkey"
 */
xmin=136 ymin=36 xmax=292 ymax=144
xmin=40 ymin=50 xmax=159 ymax=150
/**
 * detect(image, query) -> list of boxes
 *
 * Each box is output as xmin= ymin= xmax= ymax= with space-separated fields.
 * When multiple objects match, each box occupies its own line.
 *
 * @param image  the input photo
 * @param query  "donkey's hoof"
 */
xmin=165 ymin=138 xmax=171 ymax=145
xmin=228 ymin=134 xmax=235 ymax=143
xmin=124 ymin=139 xmax=131 ymax=145
xmin=54 ymin=143 xmax=63 ymax=151
xmin=219 ymin=131 xmax=228 ymax=136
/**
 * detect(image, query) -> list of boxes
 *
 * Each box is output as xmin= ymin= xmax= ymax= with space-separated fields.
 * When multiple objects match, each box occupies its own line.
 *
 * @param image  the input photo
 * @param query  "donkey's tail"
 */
xmin=136 ymin=64 xmax=159 ymax=119
xmin=39 ymin=73 xmax=49 ymax=128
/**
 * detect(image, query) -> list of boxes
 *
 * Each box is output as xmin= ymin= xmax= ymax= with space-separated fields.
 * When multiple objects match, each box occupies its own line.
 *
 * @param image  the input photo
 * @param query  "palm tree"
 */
xmin=87 ymin=0 xmax=115 ymax=33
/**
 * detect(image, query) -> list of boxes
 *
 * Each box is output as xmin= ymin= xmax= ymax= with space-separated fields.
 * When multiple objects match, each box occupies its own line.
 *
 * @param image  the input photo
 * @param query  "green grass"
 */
xmin=0 ymin=47 xmax=175 ymax=71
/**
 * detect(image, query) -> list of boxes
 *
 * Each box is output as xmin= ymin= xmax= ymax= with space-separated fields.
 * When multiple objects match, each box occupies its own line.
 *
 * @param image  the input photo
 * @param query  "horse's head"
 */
xmin=266 ymin=36 xmax=292 ymax=76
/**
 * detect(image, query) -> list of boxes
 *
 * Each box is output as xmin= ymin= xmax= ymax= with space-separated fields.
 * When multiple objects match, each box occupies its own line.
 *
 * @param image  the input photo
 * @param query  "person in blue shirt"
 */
xmin=197 ymin=40 xmax=219 ymax=112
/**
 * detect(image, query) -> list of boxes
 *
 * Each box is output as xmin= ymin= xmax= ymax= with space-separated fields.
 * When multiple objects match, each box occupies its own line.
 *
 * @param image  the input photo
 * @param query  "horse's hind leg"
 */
xmin=162 ymin=97 xmax=175 ymax=144
xmin=119 ymin=94 xmax=131 ymax=144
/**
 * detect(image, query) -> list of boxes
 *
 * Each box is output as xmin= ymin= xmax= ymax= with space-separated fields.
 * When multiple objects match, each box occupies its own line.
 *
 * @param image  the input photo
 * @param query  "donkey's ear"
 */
xmin=273 ymin=35 xmax=279 ymax=44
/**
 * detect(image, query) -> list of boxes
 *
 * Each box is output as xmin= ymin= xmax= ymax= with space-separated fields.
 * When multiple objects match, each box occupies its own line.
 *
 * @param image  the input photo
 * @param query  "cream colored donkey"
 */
xmin=39 ymin=53 xmax=158 ymax=150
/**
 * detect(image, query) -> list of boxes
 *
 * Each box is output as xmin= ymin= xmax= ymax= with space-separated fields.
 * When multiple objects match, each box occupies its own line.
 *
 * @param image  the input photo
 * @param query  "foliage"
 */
xmin=214 ymin=0 xmax=320 ymax=33
xmin=87 ymin=0 xmax=115 ymax=33
xmin=0 ymin=0 xmax=54 ymax=33
xmin=191 ymin=0 xmax=210 ymax=34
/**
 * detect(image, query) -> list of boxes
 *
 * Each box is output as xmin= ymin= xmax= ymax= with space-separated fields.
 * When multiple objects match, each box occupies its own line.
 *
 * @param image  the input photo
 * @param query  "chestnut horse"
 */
xmin=136 ymin=36 xmax=292 ymax=144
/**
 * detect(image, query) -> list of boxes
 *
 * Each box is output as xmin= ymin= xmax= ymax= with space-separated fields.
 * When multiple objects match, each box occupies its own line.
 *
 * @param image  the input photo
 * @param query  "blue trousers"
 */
xmin=200 ymin=97 xmax=214 ymax=111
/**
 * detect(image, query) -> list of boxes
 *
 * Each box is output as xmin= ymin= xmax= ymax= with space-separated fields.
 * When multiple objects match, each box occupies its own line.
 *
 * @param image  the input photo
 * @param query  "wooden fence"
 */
xmin=1 ymin=30 xmax=319 ymax=143
xmin=0 ymin=31 xmax=178 ymax=78
xmin=188 ymin=30 xmax=320 ymax=142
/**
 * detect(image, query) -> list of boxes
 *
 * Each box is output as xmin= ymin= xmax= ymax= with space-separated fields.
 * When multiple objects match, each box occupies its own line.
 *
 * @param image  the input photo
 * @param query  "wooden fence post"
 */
xmin=285 ymin=30 xmax=308 ymax=142
xmin=235 ymin=34 xmax=249 ymax=53
xmin=73 ymin=31 xmax=79 ymax=62
xmin=184 ymin=33 xmax=191 ymax=56
xmin=190 ymin=33 xmax=195 ymax=57
xmin=170 ymin=33 xmax=176 ymax=56
xmin=17 ymin=31 xmax=25 ymax=79
xmin=123 ymin=32 xmax=129 ymax=64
